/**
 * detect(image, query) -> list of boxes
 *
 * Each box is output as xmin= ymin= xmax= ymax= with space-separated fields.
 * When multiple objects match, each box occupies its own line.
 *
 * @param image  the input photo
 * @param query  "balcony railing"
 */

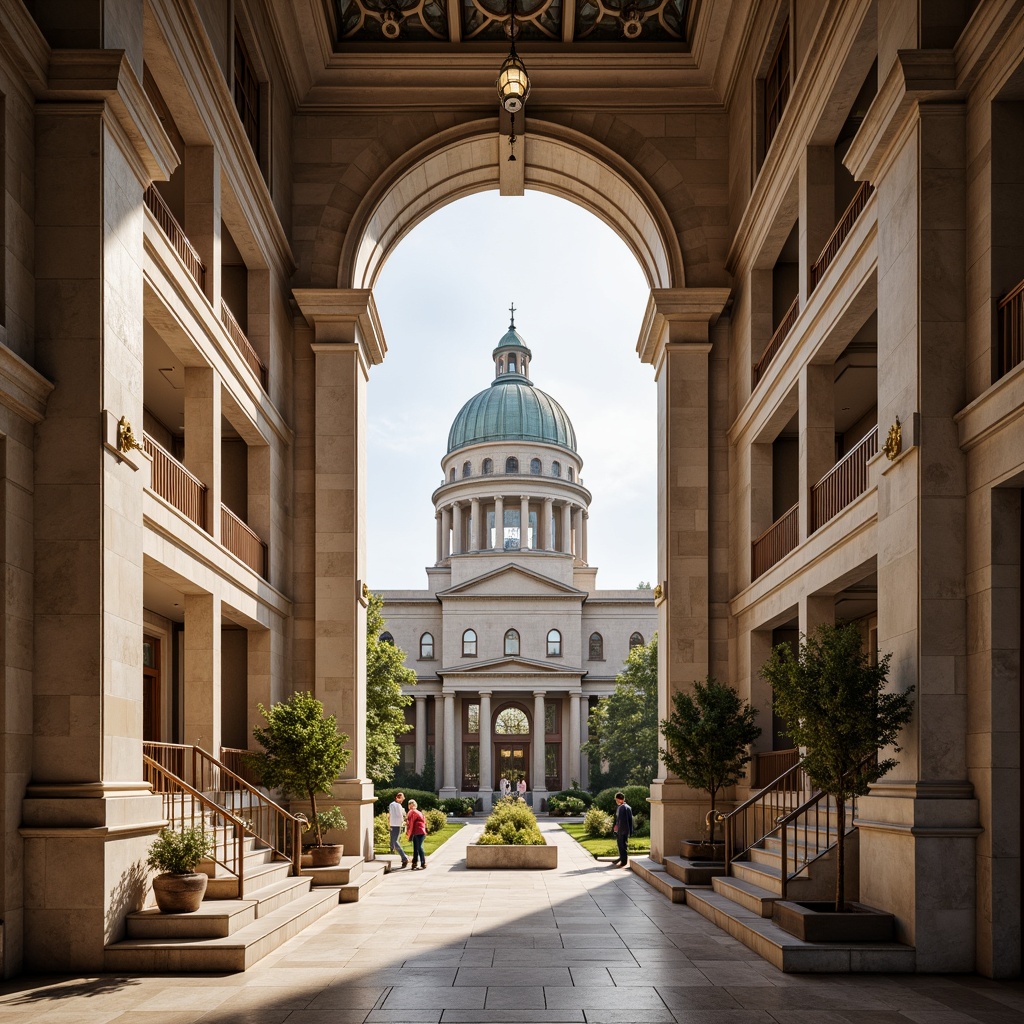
xmin=144 ymin=433 xmax=207 ymax=530
xmin=751 ymin=502 xmax=798 ymax=579
xmin=143 ymin=185 xmax=206 ymax=291
xmin=810 ymin=426 xmax=878 ymax=532
xmin=997 ymin=277 xmax=1024 ymax=379
xmin=753 ymin=748 xmax=801 ymax=788
xmin=221 ymin=299 xmax=268 ymax=390
xmin=221 ymin=504 xmax=267 ymax=577
xmin=752 ymin=295 xmax=799 ymax=388
xmin=810 ymin=181 xmax=874 ymax=292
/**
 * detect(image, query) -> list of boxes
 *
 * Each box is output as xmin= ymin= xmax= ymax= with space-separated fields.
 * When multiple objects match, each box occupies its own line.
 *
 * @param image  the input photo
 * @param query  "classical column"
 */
xmin=573 ymin=506 xmax=584 ymax=559
xmin=479 ymin=691 xmax=493 ymax=810
xmin=452 ymin=502 xmax=463 ymax=555
xmin=533 ymin=691 xmax=547 ymax=804
xmin=435 ymin=511 xmax=443 ymax=563
xmin=493 ymin=495 xmax=504 ymax=549
xmin=184 ymin=366 xmax=222 ymax=541
xmin=183 ymin=594 xmax=222 ymax=753
xmin=441 ymin=691 xmax=457 ymax=797
xmin=799 ymin=362 xmax=834 ymax=542
xmin=433 ymin=694 xmax=443 ymax=787
xmin=441 ymin=505 xmax=452 ymax=559
xmin=561 ymin=502 xmax=572 ymax=553
xmin=569 ymin=692 xmax=582 ymax=790
xmin=581 ymin=511 xmax=589 ymax=564
xmin=183 ymin=145 xmax=221 ymax=307
xmin=520 ymin=495 xmax=530 ymax=549
xmin=470 ymin=497 xmax=481 ymax=551
xmin=542 ymin=496 xmax=554 ymax=550
xmin=579 ymin=697 xmax=590 ymax=790
xmin=415 ymin=695 xmax=427 ymax=773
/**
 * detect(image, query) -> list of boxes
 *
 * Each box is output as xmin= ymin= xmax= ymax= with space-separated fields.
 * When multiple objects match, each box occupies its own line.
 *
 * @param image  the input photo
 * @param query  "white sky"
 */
xmin=367 ymin=190 xmax=657 ymax=590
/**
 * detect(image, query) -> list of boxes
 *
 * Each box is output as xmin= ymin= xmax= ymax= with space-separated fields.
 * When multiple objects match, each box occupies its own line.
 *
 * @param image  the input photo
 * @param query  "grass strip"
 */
xmin=375 ymin=822 xmax=465 ymax=858
xmin=560 ymin=822 xmax=651 ymax=859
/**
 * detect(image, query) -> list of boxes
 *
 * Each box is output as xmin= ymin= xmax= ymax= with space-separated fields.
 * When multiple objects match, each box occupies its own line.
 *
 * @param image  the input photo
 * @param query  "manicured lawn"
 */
xmin=375 ymin=822 xmax=465 ymax=858
xmin=560 ymin=822 xmax=651 ymax=858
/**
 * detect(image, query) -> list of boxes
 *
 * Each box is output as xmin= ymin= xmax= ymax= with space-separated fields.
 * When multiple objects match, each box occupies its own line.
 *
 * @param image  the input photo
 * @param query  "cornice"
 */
xmin=636 ymin=287 xmax=731 ymax=367
xmin=0 ymin=341 xmax=54 ymax=425
xmin=0 ymin=0 xmax=48 ymax=92
xmin=294 ymin=288 xmax=387 ymax=366
xmin=953 ymin=0 xmax=1023 ymax=94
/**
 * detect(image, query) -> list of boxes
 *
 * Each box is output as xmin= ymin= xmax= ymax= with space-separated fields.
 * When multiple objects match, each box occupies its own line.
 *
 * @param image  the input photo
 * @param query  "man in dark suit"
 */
xmin=611 ymin=792 xmax=633 ymax=868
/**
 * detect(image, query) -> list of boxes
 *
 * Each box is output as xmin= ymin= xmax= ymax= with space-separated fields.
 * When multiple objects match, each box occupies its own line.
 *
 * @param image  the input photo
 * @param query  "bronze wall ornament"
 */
xmin=882 ymin=416 xmax=902 ymax=461
xmin=117 ymin=416 xmax=145 ymax=455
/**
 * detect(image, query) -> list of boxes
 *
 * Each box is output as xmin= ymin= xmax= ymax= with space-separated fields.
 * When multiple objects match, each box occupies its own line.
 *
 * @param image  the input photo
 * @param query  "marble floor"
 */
xmin=1 ymin=820 xmax=1022 ymax=1024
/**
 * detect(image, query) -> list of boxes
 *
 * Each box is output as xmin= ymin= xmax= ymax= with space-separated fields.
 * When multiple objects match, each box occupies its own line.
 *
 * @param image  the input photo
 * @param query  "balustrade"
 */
xmin=752 ymin=295 xmax=799 ymax=387
xmin=810 ymin=426 xmax=878 ymax=532
xmin=998 ymin=277 xmax=1024 ymax=378
xmin=810 ymin=181 xmax=874 ymax=291
xmin=144 ymin=185 xmax=206 ymax=290
xmin=221 ymin=299 xmax=268 ymax=390
xmin=221 ymin=504 xmax=267 ymax=577
xmin=144 ymin=433 xmax=207 ymax=530
xmin=751 ymin=502 xmax=798 ymax=579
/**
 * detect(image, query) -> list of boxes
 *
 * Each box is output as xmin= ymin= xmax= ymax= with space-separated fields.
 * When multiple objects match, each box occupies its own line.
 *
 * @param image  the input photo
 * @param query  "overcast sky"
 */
xmin=367 ymin=190 xmax=656 ymax=591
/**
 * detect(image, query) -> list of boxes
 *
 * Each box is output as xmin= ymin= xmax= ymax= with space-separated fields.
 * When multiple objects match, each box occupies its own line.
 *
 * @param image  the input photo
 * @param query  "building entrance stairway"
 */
xmin=104 ymin=744 xmax=386 ymax=972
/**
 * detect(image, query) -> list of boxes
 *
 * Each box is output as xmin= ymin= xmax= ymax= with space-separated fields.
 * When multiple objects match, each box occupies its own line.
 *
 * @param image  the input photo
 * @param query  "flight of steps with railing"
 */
xmin=104 ymin=744 xmax=387 ymax=972
xmin=634 ymin=758 xmax=915 ymax=971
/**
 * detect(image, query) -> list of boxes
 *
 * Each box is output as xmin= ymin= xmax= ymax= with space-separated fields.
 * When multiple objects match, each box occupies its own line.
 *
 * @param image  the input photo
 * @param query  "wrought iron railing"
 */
xmin=221 ymin=746 xmax=263 ymax=787
xmin=221 ymin=504 xmax=267 ymax=577
xmin=144 ymin=185 xmax=206 ymax=290
xmin=144 ymin=433 xmax=207 ymax=531
xmin=810 ymin=181 xmax=874 ymax=291
xmin=220 ymin=300 xmax=268 ymax=390
xmin=753 ymin=747 xmax=800 ymax=788
xmin=810 ymin=426 xmax=878 ymax=532
xmin=997 ymin=277 xmax=1024 ymax=379
xmin=145 ymin=742 xmax=301 ymax=876
xmin=751 ymin=502 xmax=798 ymax=579
xmin=752 ymin=295 xmax=800 ymax=387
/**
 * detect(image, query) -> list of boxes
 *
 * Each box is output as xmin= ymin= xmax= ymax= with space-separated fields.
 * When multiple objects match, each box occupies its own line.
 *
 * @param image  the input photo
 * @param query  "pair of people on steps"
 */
xmin=387 ymin=792 xmax=427 ymax=870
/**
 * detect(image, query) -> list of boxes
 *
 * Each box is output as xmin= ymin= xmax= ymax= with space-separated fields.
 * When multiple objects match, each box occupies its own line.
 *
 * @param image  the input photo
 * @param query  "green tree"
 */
xmin=583 ymin=634 xmax=658 ymax=787
xmin=250 ymin=691 xmax=350 ymax=847
xmin=660 ymin=677 xmax=761 ymax=846
xmin=366 ymin=592 xmax=415 ymax=784
xmin=760 ymin=622 xmax=914 ymax=912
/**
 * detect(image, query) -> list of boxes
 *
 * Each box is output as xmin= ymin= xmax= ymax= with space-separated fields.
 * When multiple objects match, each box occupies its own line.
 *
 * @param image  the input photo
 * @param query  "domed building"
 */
xmin=380 ymin=314 xmax=656 ymax=809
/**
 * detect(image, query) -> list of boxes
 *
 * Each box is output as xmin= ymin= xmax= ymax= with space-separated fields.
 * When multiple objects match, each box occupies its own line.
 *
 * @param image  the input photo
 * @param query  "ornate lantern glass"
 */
xmin=497 ymin=50 xmax=530 ymax=113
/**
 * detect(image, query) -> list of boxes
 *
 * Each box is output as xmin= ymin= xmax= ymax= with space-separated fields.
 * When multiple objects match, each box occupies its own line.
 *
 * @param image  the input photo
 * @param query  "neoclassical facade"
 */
xmin=0 ymin=0 xmax=1021 ymax=980
xmin=379 ymin=320 xmax=656 ymax=808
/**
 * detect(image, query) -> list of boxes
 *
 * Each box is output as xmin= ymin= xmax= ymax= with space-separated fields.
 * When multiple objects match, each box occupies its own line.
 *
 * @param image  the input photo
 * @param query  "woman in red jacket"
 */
xmin=406 ymin=799 xmax=427 ymax=870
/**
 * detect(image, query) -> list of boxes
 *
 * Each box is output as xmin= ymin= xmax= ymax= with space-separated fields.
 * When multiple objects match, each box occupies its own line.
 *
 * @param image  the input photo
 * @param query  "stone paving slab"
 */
xmin=0 ymin=821 xmax=1023 ymax=1024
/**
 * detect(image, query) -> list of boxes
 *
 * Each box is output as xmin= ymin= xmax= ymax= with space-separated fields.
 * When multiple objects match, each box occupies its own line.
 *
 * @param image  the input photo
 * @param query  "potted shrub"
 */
xmin=467 ymin=799 xmax=557 ymax=868
xmin=147 ymin=826 xmax=213 ymax=913
xmin=760 ymin=622 xmax=914 ymax=938
xmin=660 ymin=676 xmax=760 ymax=860
xmin=249 ymin=691 xmax=351 ymax=868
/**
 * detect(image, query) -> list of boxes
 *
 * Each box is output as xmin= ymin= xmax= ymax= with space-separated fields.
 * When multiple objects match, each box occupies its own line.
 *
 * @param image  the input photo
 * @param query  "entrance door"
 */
xmin=142 ymin=635 xmax=161 ymax=742
xmin=496 ymin=744 xmax=529 ymax=789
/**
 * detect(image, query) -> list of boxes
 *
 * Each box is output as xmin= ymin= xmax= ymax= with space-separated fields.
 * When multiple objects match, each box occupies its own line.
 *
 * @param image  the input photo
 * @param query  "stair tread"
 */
xmin=714 ymin=875 xmax=779 ymax=900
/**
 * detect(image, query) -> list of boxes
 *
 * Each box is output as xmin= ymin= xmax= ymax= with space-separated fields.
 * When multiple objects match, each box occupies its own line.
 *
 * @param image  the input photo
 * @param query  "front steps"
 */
xmin=303 ymin=855 xmax=390 ymax=902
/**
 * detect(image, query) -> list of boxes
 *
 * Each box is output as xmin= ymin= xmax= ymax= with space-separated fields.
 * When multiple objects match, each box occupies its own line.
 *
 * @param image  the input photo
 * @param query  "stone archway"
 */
xmin=294 ymin=120 xmax=731 ymax=863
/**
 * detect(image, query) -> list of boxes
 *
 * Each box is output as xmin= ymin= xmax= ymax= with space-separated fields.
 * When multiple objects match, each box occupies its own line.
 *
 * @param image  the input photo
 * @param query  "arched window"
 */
xmin=589 ymin=632 xmax=603 ymax=660
xmin=552 ymin=461 xmax=561 ymax=477
xmin=462 ymin=628 xmax=477 ymax=657
xmin=508 ymin=355 xmax=517 ymax=373
xmin=530 ymin=458 xmax=541 ymax=475
xmin=568 ymin=467 xmax=575 ymax=482
xmin=448 ymin=467 xmax=456 ymax=482
xmin=380 ymin=631 xmax=394 ymax=645
xmin=547 ymin=629 xmax=562 ymax=657
xmin=483 ymin=458 xmax=493 ymax=475
xmin=494 ymin=706 xmax=529 ymax=734
xmin=504 ymin=628 xmax=520 ymax=656
xmin=505 ymin=456 xmax=519 ymax=474
xmin=629 ymin=631 xmax=645 ymax=649
xmin=420 ymin=632 xmax=434 ymax=659
xmin=462 ymin=461 xmax=471 ymax=478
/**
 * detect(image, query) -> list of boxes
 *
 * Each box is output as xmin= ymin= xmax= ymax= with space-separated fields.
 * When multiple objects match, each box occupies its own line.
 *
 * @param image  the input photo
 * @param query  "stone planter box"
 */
xmin=773 ymin=900 xmax=896 ymax=942
xmin=466 ymin=844 xmax=558 ymax=869
xmin=680 ymin=839 xmax=725 ymax=860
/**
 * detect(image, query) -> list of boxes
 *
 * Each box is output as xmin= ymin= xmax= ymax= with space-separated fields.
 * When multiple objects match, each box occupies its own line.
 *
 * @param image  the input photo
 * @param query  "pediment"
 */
xmin=438 ymin=562 xmax=586 ymax=601
xmin=440 ymin=655 xmax=579 ymax=677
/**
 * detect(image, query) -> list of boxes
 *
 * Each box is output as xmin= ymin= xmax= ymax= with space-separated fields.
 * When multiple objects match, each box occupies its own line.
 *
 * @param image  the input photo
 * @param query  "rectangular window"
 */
xmin=764 ymin=21 xmax=790 ymax=154
xmin=466 ymin=703 xmax=480 ymax=734
xmin=234 ymin=27 xmax=261 ymax=159
xmin=462 ymin=743 xmax=480 ymax=790
xmin=503 ymin=509 xmax=520 ymax=550
xmin=545 ymin=743 xmax=561 ymax=791
xmin=544 ymin=700 xmax=559 ymax=735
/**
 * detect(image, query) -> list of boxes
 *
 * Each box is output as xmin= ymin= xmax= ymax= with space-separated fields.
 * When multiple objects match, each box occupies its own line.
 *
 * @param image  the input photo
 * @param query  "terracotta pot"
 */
xmin=152 ymin=872 xmax=208 ymax=913
xmin=309 ymin=844 xmax=343 ymax=867
xmin=680 ymin=839 xmax=725 ymax=860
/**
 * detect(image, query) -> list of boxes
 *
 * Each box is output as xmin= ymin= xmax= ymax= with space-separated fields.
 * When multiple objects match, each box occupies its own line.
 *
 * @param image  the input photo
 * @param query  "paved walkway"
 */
xmin=1 ymin=820 xmax=1022 ymax=1024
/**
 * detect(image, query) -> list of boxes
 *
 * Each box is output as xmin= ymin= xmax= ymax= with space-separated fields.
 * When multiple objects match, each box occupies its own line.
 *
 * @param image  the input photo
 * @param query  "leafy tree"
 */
xmin=366 ymin=592 xmax=415 ymax=784
xmin=250 ymin=691 xmax=350 ymax=847
xmin=583 ymin=634 xmax=658 ymax=787
xmin=760 ymin=622 xmax=914 ymax=912
xmin=636 ymin=581 xmax=652 ymax=589
xmin=660 ymin=677 xmax=761 ymax=846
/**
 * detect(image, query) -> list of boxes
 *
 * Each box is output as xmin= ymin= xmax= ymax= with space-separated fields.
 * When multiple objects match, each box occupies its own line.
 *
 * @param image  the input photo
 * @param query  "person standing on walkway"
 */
xmin=406 ymin=799 xmax=427 ymax=869
xmin=611 ymin=791 xmax=633 ymax=868
xmin=388 ymin=792 xmax=409 ymax=868
xmin=499 ymin=776 xmax=511 ymax=800
xmin=517 ymin=778 xmax=527 ymax=801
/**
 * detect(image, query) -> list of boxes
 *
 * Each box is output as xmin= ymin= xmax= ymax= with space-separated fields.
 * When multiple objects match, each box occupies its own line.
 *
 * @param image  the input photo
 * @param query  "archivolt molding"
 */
xmin=333 ymin=118 xmax=685 ymax=292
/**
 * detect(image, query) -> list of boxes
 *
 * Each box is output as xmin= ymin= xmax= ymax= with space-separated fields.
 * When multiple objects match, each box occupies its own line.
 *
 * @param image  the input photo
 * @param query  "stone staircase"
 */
xmin=105 ymin=745 xmax=389 ymax=972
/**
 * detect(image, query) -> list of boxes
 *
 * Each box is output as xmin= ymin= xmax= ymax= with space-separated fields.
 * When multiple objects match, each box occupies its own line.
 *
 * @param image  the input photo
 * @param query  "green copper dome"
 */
xmin=447 ymin=318 xmax=577 ymax=454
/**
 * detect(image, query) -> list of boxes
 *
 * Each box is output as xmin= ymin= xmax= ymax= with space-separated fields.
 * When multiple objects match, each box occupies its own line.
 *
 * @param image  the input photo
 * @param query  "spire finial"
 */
xmin=509 ymin=302 xmax=516 ymax=329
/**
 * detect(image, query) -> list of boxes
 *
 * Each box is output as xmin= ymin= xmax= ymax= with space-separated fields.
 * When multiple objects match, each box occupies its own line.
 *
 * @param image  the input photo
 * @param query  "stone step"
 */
xmin=683 ymin=888 xmax=916 ymax=973
xmin=629 ymin=857 xmax=688 ymax=903
xmin=126 ymin=899 xmax=258 ymax=939
xmin=711 ymin=875 xmax=780 ymax=917
xmin=199 ymin=843 xmax=278 ymax=877
xmin=105 ymin=886 xmax=340 ymax=973
xmin=723 ymin=858 xmax=834 ymax=902
xmin=301 ymin=855 xmax=366 ymax=886
xmin=205 ymin=858 xmax=292 ymax=899
xmin=339 ymin=860 xmax=388 ymax=903
xmin=663 ymin=856 xmax=725 ymax=886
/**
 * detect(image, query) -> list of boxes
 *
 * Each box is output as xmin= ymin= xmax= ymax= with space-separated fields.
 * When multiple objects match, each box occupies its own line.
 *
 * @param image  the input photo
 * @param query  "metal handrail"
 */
xmin=143 ymin=754 xmax=245 ymax=895
xmin=145 ymin=742 xmax=302 ymax=875
xmin=810 ymin=181 xmax=874 ymax=291
xmin=752 ymin=295 xmax=800 ymax=387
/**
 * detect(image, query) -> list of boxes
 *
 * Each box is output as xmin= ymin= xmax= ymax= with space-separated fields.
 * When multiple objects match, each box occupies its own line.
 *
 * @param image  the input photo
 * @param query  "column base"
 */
xmin=532 ymin=788 xmax=549 ymax=811
xmin=439 ymin=787 xmax=459 ymax=801
xmin=649 ymin=778 xmax=714 ymax=864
